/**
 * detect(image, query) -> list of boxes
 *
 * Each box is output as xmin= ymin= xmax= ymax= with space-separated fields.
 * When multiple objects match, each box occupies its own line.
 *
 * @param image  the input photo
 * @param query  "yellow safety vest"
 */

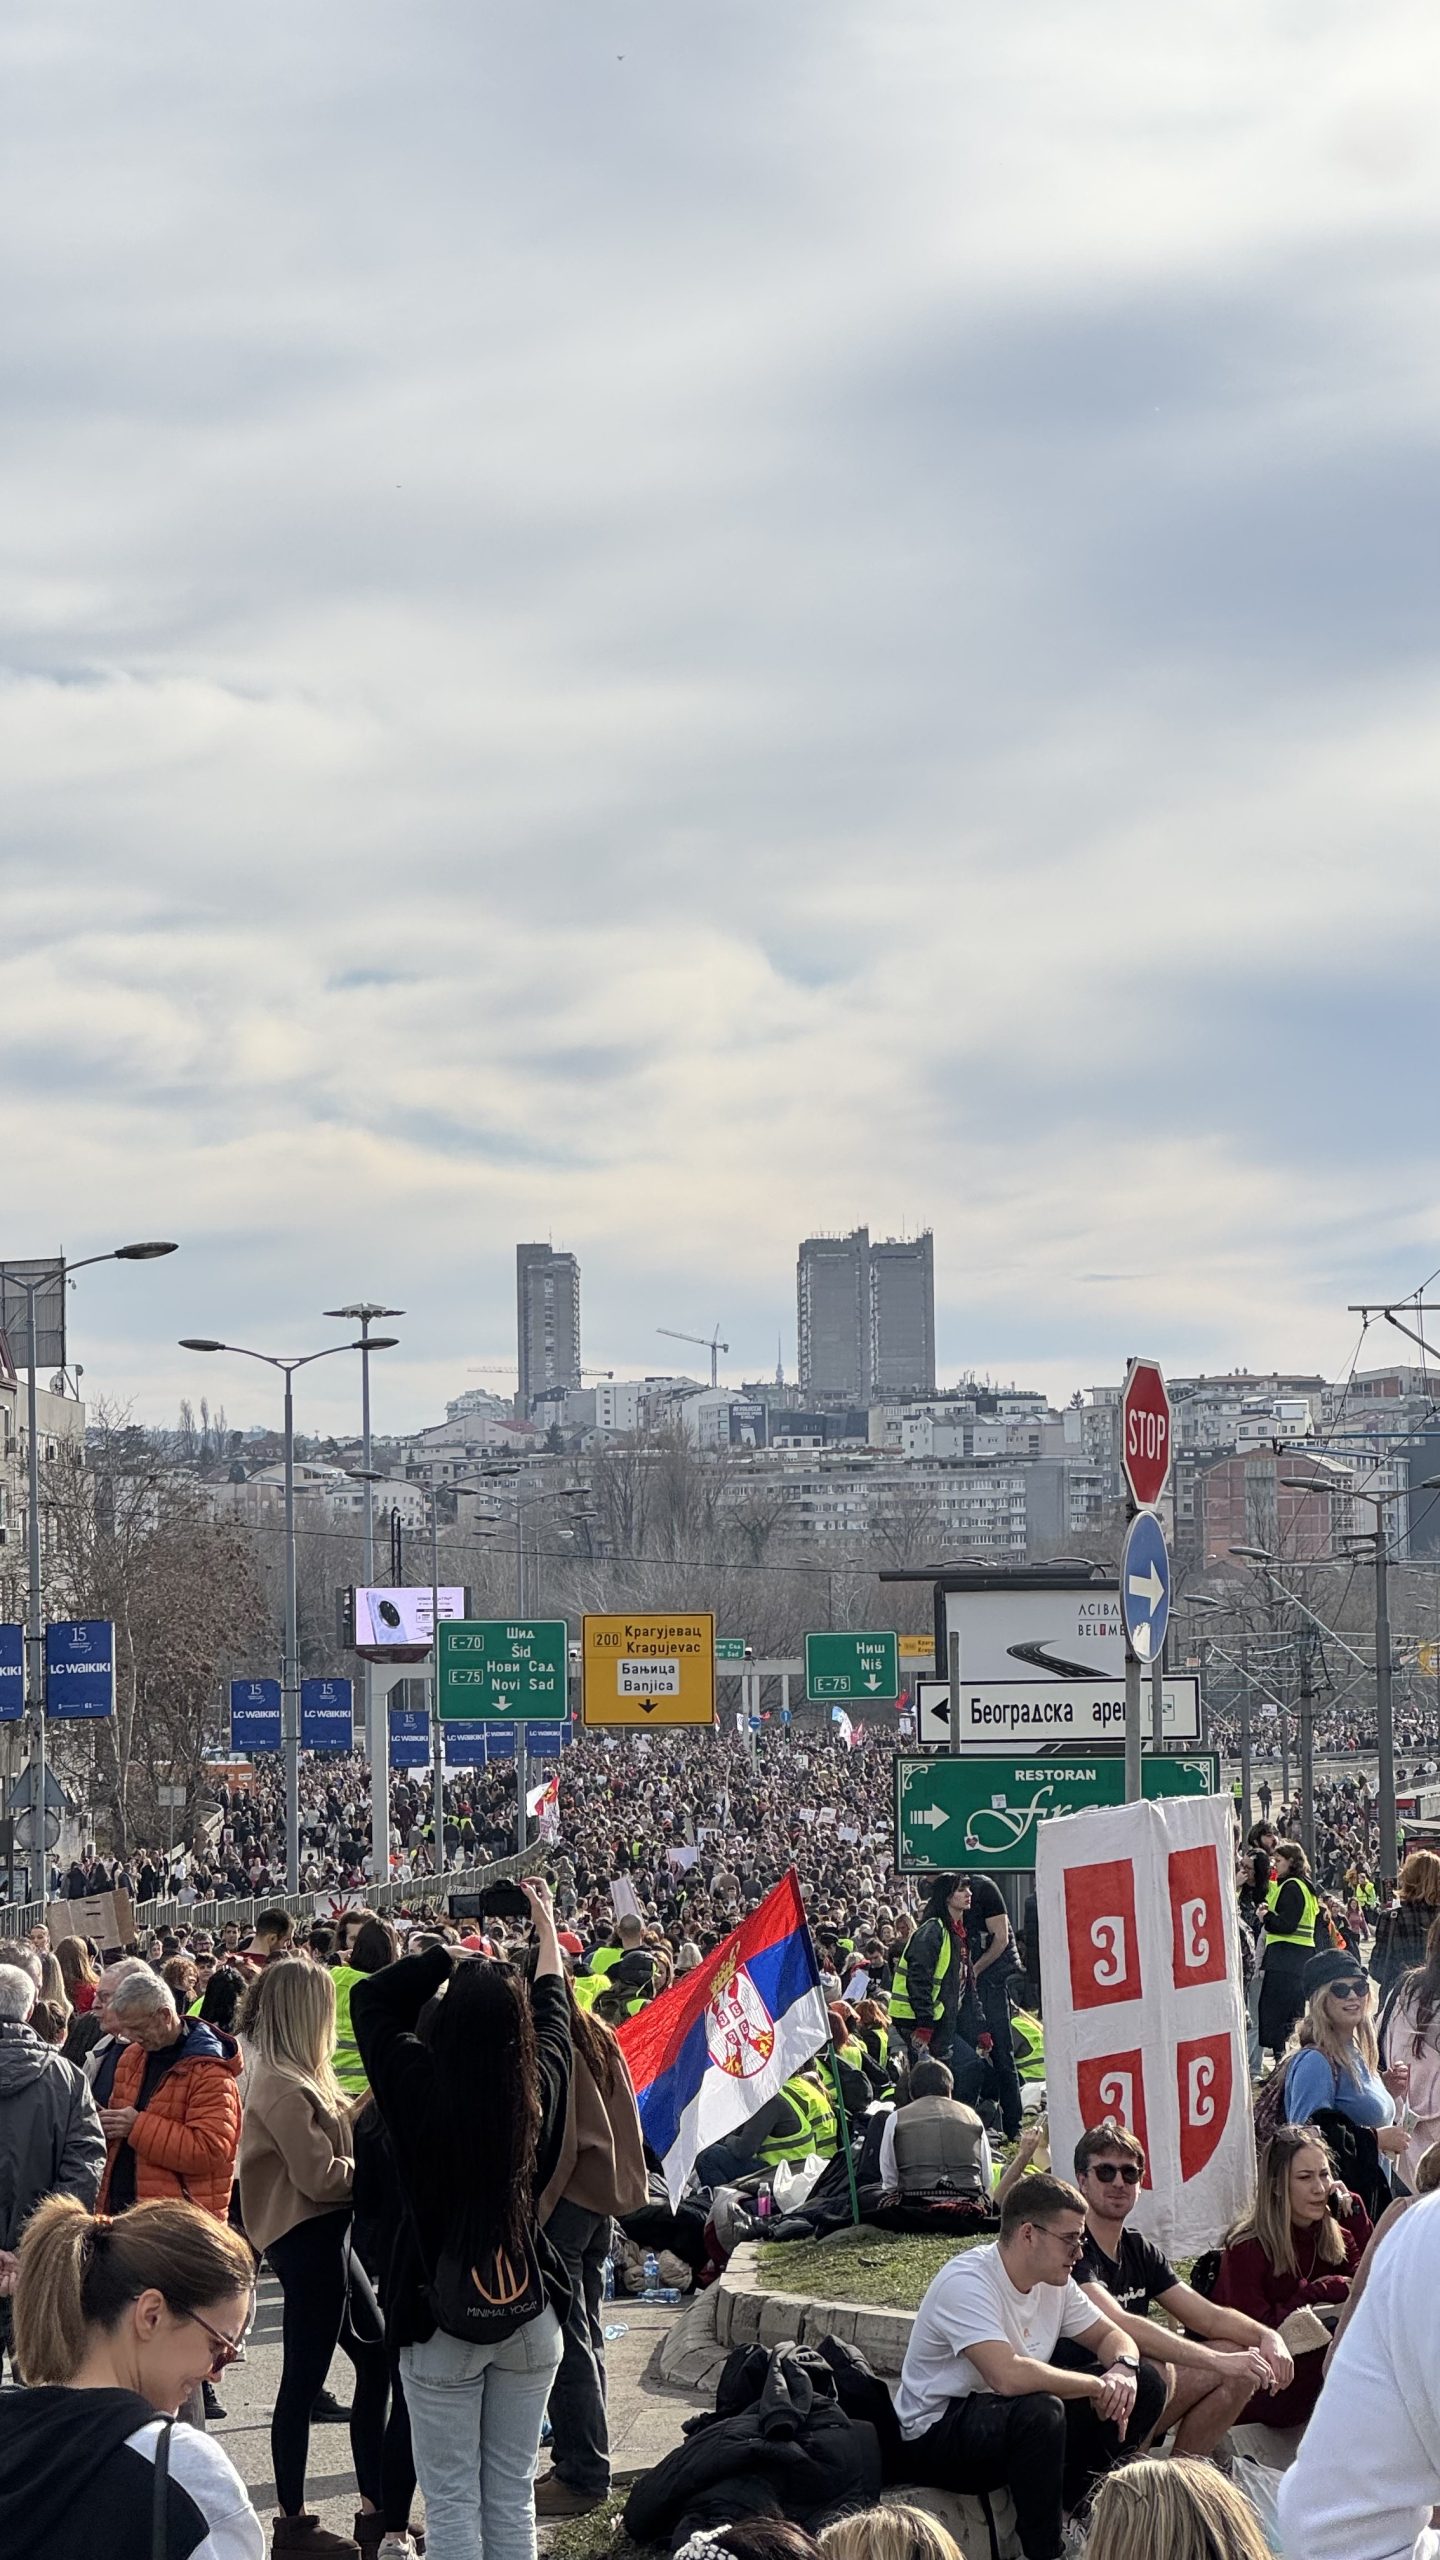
xmin=759 ymin=2074 xmax=838 ymax=2166
xmin=332 ymin=1966 xmax=368 ymax=2096
xmin=890 ymin=1927 xmax=952 ymax=2026
xmin=1265 ymin=1877 xmax=1321 ymax=1952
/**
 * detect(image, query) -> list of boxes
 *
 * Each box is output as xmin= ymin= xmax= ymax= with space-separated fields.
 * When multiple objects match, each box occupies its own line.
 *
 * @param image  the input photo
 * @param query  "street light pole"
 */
xmin=429 ymin=1487 xmax=446 ymax=1884
xmin=7 ymin=1242 xmax=179 ymax=1902
xmin=326 ymin=1304 xmax=404 ymax=1889
xmin=180 ymin=1331 xmax=396 ymax=1891
xmin=1375 ymin=1528 xmax=1397 ymax=1887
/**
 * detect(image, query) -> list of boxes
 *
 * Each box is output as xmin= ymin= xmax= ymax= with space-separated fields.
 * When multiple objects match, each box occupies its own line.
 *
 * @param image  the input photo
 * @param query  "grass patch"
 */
xmin=547 ymin=2492 xmax=641 ymax=2560
xmin=757 ymin=2223 xmax=989 ymax=2311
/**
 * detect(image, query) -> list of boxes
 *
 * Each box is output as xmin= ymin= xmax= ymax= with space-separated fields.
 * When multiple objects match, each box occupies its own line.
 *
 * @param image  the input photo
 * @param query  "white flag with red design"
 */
xmin=1037 ymin=1792 xmax=1254 ymax=2256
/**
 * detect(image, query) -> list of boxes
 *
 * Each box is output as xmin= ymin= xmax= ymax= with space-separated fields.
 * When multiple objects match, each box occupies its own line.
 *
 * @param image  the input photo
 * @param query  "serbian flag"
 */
xmin=616 ymin=1871 xmax=831 ymax=2205
xmin=526 ymin=1773 xmax=560 ymax=1840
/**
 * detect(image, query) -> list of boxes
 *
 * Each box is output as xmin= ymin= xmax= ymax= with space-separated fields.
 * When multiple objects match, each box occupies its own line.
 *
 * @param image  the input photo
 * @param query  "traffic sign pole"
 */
xmin=1120 ymin=1357 xmax=1173 ymax=1803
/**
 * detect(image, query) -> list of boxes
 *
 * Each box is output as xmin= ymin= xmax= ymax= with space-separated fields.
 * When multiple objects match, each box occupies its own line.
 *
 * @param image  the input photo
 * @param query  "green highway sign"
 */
xmin=715 ymin=1639 xmax=748 ymax=1661
xmin=895 ymin=1751 xmax=1221 ymax=1872
xmin=437 ymin=1619 xmax=568 ymax=1722
xmin=806 ymin=1630 xmax=900 ymax=1702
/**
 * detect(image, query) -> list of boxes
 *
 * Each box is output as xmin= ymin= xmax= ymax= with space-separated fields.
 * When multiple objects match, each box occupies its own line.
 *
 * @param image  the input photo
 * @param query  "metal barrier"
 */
xmin=0 ymin=1841 xmax=548 ymax=1946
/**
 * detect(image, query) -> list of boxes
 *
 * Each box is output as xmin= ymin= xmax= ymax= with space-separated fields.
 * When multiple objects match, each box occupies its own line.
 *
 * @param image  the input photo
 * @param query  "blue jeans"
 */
xmin=401 ymin=2305 xmax=563 ymax=2560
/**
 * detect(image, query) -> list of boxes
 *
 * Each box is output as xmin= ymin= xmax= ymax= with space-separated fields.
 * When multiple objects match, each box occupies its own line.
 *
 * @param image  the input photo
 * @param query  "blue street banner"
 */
xmin=301 ymin=1677 xmax=354 ymax=1753
xmin=230 ymin=1677 xmax=282 ymax=1752
xmin=444 ymin=1725 xmax=515 ymax=1764
xmin=45 ymin=1619 xmax=115 ymax=1719
xmin=389 ymin=1707 xmax=430 ymax=1768
xmin=527 ymin=1721 xmax=571 ymax=1756
xmin=0 ymin=1624 xmax=23 ymax=1723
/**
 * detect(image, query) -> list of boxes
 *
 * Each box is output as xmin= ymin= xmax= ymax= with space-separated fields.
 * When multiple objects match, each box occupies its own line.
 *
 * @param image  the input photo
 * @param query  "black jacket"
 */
xmin=624 ymin=2347 xmax=881 ymax=2548
xmin=0 ymin=2387 xmax=257 ymax=2560
xmin=0 ymin=2024 xmax=105 ymax=2293
xmin=352 ymin=1948 xmax=572 ymax=2348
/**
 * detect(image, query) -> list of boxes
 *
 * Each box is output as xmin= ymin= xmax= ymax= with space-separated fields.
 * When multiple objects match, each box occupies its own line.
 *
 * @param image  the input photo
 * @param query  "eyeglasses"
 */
xmin=1090 ymin=2161 xmax=1142 ymax=2186
xmin=1036 ymin=2226 xmax=1087 ymax=2256
xmin=1331 ymin=1980 xmax=1369 ymax=1999
xmin=184 ymin=2308 xmax=250 ymax=2378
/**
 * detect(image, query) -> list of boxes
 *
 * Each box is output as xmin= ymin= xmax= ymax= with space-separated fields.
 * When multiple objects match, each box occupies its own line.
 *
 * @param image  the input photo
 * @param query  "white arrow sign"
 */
xmin=864 ymin=1674 xmax=881 ymax=1692
xmin=910 ymin=1804 xmax=948 ymax=1830
xmin=1127 ymin=1560 xmax=1165 ymax=1613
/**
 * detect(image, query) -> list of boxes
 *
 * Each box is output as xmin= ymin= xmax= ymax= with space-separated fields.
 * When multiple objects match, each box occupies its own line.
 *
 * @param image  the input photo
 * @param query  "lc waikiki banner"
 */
xmin=1037 ymin=1792 xmax=1253 ymax=2259
xmin=617 ymin=1870 xmax=831 ymax=2206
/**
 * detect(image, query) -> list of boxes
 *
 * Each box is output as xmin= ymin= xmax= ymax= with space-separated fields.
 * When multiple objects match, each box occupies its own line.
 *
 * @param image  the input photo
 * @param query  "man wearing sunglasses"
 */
xmin=1068 ymin=2122 xmax=1294 ymax=2454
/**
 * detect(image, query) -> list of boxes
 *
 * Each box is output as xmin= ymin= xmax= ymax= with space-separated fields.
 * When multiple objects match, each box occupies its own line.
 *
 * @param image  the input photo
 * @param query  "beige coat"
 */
xmin=238 ymin=2058 xmax=354 ymax=2253
xmin=540 ymin=2043 xmax=648 ymax=2223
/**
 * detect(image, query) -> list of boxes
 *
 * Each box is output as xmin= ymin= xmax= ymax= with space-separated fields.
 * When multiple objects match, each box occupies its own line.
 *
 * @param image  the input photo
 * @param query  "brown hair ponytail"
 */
xmin=13 ymin=2196 xmax=254 ymax=2384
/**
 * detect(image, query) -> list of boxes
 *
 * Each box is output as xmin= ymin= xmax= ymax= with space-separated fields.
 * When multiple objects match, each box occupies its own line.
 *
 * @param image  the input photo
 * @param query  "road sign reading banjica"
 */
xmin=805 ymin=1631 xmax=899 ymax=1701
xmin=895 ymin=1750 xmax=1219 ymax=1872
xmin=581 ymin=1614 xmax=715 ymax=1727
xmin=438 ymin=1620 xmax=567 ymax=1721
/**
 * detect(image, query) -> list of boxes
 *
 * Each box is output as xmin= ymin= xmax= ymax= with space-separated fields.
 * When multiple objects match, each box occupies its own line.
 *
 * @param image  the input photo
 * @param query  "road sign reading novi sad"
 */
xmin=581 ymin=1614 xmax=716 ymax=1727
xmin=895 ymin=1750 xmax=1219 ymax=1872
xmin=805 ymin=1631 xmax=899 ymax=1701
xmin=438 ymin=1620 xmax=568 ymax=1720
xmin=1121 ymin=1357 xmax=1173 ymax=1509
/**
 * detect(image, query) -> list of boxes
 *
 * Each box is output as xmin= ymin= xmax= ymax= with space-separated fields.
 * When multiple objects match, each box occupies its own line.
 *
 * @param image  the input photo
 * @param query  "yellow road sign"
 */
xmin=899 ymin=1636 xmax=934 ymax=1659
xmin=581 ymin=1613 xmax=716 ymax=1727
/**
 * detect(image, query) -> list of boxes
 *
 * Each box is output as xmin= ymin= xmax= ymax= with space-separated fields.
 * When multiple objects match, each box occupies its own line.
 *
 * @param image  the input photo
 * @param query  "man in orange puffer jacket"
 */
xmin=96 ymin=1970 xmax=243 ymax=2221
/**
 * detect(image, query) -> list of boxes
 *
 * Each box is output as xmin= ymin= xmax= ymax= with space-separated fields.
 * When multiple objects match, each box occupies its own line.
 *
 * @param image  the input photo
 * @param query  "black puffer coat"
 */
xmin=623 ymin=2345 xmax=881 ymax=2550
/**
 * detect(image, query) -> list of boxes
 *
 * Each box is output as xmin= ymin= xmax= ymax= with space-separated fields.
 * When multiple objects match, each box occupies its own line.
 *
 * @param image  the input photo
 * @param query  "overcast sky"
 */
xmin=6 ymin=1 xmax=1440 ymax=1434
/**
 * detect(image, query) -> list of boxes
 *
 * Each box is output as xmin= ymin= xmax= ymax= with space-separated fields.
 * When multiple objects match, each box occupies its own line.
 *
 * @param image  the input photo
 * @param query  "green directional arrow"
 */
xmin=894 ymin=1750 xmax=1219 ymax=1872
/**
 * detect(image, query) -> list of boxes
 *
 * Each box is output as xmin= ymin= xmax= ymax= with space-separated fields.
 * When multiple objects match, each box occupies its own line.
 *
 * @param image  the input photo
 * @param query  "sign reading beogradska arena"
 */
xmin=581 ymin=1614 xmax=716 ymax=1727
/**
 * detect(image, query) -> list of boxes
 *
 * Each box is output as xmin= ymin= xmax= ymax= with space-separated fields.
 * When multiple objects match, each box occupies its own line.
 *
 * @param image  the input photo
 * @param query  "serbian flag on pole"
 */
xmin=616 ymin=1870 xmax=831 ymax=2205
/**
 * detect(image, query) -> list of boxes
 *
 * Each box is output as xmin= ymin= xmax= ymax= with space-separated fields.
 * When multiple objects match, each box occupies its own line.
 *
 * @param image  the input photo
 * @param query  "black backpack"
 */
xmin=426 ymin=2219 xmax=547 ymax=2345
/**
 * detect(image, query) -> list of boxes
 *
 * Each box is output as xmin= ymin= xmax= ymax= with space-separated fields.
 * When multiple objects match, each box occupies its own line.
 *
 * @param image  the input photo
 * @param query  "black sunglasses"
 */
xmin=1090 ymin=2161 xmax=1142 ymax=2185
xmin=1330 ymin=1978 xmax=1369 ymax=1999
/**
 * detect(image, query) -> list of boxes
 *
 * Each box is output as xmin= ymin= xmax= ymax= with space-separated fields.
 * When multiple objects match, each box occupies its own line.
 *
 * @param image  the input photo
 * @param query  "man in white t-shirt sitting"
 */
xmin=893 ymin=2171 xmax=1167 ymax=2560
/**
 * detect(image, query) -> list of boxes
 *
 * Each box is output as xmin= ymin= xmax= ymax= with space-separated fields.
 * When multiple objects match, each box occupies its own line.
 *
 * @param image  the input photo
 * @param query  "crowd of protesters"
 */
xmin=6 ymin=1731 xmax=1440 ymax=2555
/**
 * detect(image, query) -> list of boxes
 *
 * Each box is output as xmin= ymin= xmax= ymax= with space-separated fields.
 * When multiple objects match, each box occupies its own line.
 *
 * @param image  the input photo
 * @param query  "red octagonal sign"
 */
xmin=1121 ymin=1357 xmax=1172 ymax=1509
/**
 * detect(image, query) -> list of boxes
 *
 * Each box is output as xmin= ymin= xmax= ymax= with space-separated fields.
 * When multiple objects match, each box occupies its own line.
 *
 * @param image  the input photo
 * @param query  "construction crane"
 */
xmin=657 ymin=1326 xmax=728 ymax=1390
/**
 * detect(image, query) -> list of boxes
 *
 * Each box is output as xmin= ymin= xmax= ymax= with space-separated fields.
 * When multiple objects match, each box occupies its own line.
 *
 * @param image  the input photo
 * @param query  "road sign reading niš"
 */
xmin=805 ymin=1631 xmax=900 ymax=1702
xmin=1121 ymin=1357 xmax=1173 ymax=1510
xmin=438 ymin=1620 xmax=568 ymax=1722
xmin=916 ymin=1675 xmax=1201 ymax=1750
xmin=1121 ymin=1511 xmax=1171 ymax=1664
xmin=389 ymin=1707 xmax=430 ymax=1767
xmin=0 ymin=1624 xmax=23 ymax=1722
xmin=301 ymin=1678 xmax=354 ymax=1752
xmin=230 ymin=1678 xmax=282 ymax=1752
xmin=581 ymin=1614 xmax=716 ymax=1727
xmin=45 ymin=1620 xmax=115 ymax=1719
xmin=896 ymin=1751 xmax=1220 ymax=1872
xmin=715 ymin=1638 xmax=747 ymax=1661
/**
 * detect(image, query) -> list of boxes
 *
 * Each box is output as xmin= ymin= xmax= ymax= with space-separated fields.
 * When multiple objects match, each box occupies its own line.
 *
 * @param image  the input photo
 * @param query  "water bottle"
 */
xmin=601 ymin=2255 xmax=615 ymax=2301
xmin=643 ymin=2250 xmax=660 ymax=2294
xmin=756 ymin=2190 xmax=772 ymax=2224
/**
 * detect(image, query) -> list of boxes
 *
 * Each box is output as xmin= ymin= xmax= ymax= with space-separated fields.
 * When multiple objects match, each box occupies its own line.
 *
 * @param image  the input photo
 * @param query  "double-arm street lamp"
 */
xmin=7 ymin=1241 xmax=179 ymax=1900
xmin=180 ymin=1331 xmax=398 ymax=1890
xmin=325 ymin=1305 xmax=404 ymax=1885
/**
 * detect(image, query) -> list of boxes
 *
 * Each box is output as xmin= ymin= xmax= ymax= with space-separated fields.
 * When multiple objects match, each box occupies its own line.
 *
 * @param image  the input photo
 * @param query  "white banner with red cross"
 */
xmin=1037 ymin=1791 xmax=1254 ymax=2256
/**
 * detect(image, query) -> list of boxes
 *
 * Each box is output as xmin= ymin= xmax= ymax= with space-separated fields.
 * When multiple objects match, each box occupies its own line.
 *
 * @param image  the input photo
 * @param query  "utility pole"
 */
xmin=1239 ymin=1635 xmax=1253 ymax=1837
xmin=326 ymin=1303 xmax=404 ymax=1891
xmin=1376 ymin=1527 xmax=1397 ymax=1888
xmin=1298 ymin=1628 xmax=1317 ymax=1866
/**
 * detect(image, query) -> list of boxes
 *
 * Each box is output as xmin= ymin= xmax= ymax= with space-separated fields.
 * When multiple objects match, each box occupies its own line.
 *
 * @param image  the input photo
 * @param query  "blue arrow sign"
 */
xmin=230 ymin=1678 xmax=281 ymax=1752
xmin=0 ymin=1625 xmax=23 ymax=1723
xmin=301 ymin=1677 xmax=354 ymax=1752
xmin=45 ymin=1620 xmax=115 ymax=1719
xmin=1122 ymin=1511 xmax=1171 ymax=1663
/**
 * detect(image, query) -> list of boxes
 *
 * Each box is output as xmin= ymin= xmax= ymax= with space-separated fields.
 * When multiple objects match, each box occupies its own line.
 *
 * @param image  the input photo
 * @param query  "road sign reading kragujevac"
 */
xmin=581 ymin=1614 xmax=716 ymax=1727
xmin=438 ymin=1620 xmax=568 ymax=1720
xmin=805 ymin=1631 xmax=899 ymax=1701
xmin=895 ymin=1750 xmax=1219 ymax=1872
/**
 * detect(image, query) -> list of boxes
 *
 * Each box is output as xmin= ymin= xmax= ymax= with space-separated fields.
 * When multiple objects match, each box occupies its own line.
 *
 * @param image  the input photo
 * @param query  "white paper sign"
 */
xmin=1037 ymin=1793 xmax=1253 ymax=2257
xmin=609 ymin=1876 xmax=641 ymax=1922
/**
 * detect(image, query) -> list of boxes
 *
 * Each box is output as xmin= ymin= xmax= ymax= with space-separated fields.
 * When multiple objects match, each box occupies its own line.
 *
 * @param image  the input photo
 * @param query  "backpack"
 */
xmin=1252 ymin=2055 xmax=1292 ymax=2148
xmin=426 ymin=2219 xmax=547 ymax=2345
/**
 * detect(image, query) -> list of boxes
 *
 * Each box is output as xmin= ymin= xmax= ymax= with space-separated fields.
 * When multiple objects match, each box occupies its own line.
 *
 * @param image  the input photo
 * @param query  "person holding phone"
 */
xmin=352 ymin=1878 xmax=572 ymax=2560
xmin=1210 ymin=2128 xmax=1370 ymax=2433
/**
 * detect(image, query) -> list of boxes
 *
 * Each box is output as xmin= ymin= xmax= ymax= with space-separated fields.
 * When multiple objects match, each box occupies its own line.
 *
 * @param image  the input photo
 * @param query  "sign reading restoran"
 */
xmin=581 ymin=1614 xmax=716 ymax=1727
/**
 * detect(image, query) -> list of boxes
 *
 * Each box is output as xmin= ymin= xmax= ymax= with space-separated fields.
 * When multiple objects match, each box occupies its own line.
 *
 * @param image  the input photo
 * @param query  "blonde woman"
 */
xmin=1212 ymin=2126 xmax=1370 ymax=2432
xmin=1282 ymin=1949 xmax=1407 ymax=2217
xmin=1371 ymin=1846 xmax=1440 ymax=1999
xmin=239 ymin=1958 xmax=388 ymax=2560
xmin=1381 ymin=1911 xmax=1440 ymax=2189
xmin=820 ymin=2504 xmax=965 ymax=2560
xmin=1084 ymin=2455 xmax=1270 ymax=2560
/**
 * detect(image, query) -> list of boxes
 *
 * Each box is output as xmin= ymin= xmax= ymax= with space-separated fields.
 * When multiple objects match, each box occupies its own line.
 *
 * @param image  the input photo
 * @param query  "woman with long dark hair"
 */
xmin=352 ymin=1879 xmax=570 ymax=2560
xmin=885 ymin=1875 xmax=985 ymax=2102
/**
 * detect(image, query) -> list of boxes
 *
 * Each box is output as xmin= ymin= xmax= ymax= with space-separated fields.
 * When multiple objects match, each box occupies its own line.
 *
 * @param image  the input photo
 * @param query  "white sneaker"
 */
xmin=376 ymin=2539 xmax=417 ymax=2560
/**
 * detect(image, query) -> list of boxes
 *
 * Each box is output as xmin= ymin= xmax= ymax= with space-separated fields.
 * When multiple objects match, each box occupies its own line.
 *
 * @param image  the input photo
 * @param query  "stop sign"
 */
xmin=1121 ymin=1357 xmax=1172 ymax=1508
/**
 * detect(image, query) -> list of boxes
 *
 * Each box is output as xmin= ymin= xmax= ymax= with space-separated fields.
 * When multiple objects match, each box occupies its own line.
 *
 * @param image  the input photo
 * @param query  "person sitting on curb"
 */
xmin=996 ymin=2120 xmax=1293 ymax=2457
xmin=877 ymin=2057 xmax=994 ymax=2211
xmin=894 ymin=2169 xmax=1166 ymax=2560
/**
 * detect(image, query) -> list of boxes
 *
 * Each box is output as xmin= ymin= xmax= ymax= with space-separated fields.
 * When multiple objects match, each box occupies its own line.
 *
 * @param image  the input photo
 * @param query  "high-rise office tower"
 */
xmin=797 ymin=1229 xmax=871 ymax=1401
xmin=869 ymin=1232 xmax=936 ymax=1398
xmin=516 ymin=1243 xmax=581 ymax=1409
